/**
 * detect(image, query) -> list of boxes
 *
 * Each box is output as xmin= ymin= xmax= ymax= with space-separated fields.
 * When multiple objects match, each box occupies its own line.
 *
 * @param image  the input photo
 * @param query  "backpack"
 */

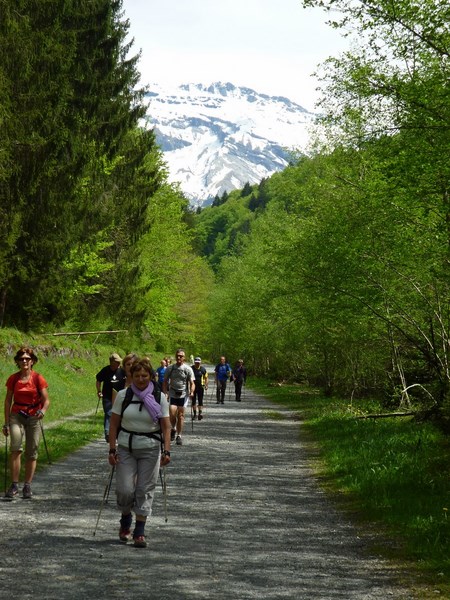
xmin=119 ymin=382 xmax=163 ymax=451
xmin=12 ymin=371 xmax=43 ymax=416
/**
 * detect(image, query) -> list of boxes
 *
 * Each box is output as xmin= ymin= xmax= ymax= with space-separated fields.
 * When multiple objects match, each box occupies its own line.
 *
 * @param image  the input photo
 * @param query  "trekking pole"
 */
xmin=39 ymin=420 xmax=52 ymax=464
xmin=95 ymin=393 xmax=102 ymax=415
xmin=93 ymin=465 xmax=115 ymax=537
xmin=159 ymin=467 xmax=168 ymax=522
xmin=4 ymin=435 xmax=8 ymax=496
xmin=105 ymin=464 xmax=115 ymax=504
xmin=190 ymin=399 xmax=194 ymax=432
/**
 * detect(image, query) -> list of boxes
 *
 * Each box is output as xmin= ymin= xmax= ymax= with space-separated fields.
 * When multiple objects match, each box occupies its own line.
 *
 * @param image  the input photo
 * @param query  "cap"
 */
xmin=194 ymin=356 xmax=201 ymax=362
xmin=238 ymin=359 xmax=244 ymax=363
xmin=109 ymin=352 xmax=122 ymax=362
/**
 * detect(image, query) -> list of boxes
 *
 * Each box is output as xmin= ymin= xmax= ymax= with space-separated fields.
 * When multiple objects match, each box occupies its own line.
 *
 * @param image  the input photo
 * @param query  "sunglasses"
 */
xmin=18 ymin=357 xmax=32 ymax=362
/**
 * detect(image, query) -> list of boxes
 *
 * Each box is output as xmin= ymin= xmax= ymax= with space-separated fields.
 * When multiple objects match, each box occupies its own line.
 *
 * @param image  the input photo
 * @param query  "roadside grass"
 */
xmin=249 ymin=378 xmax=450 ymax=592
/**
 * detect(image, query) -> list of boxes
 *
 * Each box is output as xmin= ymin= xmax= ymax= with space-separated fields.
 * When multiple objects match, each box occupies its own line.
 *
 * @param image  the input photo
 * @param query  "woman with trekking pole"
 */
xmin=108 ymin=357 xmax=171 ymax=548
xmin=2 ymin=346 xmax=50 ymax=499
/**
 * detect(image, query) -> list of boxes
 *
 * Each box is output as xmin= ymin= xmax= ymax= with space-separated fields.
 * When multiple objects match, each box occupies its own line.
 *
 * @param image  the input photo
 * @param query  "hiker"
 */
xmin=231 ymin=359 xmax=247 ymax=402
xmin=214 ymin=356 xmax=231 ymax=404
xmin=156 ymin=359 xmax=167 ymax=386
xmin=163 ymin=349 xmax=195 ymax=446
xmin=191 ymin=357 xmax=208 ymax=420
xmin=112 ymin=353 xmax=138 ymax=404
xmin=108 ymin=357 xmax=171 ymax=548
xmin=96 ymin=353 xmax=126 ymax=443
xmin=2 ymin=346 xmax=50 ymax=499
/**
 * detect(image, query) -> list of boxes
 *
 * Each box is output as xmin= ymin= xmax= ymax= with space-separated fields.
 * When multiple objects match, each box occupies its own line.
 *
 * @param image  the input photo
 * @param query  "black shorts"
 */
xmin=170 ymin=396 xmax=186 ymax=408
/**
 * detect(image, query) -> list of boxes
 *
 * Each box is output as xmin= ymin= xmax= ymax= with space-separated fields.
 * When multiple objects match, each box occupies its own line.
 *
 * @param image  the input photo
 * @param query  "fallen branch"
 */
xmin=356 ymin=411 xmax=415 ymax=419
xmin=43 ymin=330 xmax=128 ymax=336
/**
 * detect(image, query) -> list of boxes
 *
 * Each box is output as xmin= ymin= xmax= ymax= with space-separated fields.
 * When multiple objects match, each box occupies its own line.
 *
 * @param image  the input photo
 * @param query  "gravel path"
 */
xmin=0 ymin=377 xmax=420 ymax=599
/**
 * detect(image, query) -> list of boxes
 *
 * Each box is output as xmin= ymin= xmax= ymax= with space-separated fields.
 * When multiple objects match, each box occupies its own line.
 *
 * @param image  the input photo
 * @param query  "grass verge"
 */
xmin=249 ymin=378 xmax=450 ymax=595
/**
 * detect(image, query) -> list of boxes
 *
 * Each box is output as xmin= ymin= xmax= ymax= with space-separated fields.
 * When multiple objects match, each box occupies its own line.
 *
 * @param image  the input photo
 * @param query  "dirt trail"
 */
xmin=0 ymin=378 xmax=419 ymax=599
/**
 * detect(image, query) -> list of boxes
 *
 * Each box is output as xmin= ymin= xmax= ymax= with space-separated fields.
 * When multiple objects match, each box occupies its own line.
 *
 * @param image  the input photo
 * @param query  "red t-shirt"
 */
xmin=6 ymin=371 xmax=48 ymax=416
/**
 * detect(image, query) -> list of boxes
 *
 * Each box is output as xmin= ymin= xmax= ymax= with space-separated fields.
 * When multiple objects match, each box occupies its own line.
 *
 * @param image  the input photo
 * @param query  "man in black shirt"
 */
xmin=96 ymin=353 xmax=126 ymax=442
xmin=191 ymin=357 xmax=208 ymax=420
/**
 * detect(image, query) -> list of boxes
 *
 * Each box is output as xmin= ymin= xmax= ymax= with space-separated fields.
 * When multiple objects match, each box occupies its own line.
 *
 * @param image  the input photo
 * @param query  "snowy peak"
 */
xmin=144 ymin=82 xmax=316 ymax=205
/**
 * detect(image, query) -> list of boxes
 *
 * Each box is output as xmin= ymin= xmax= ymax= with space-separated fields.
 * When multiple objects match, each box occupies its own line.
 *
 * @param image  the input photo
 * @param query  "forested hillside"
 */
xmin=194 ymin=0 xmax=450 ymax=423
xmin=0 ymin=0 xmax=212 ymax=352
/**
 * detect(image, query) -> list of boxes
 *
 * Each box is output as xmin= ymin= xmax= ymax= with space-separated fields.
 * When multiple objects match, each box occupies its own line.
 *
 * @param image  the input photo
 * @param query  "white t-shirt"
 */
xmin=112 ymin=387 xmax=169 ymax=450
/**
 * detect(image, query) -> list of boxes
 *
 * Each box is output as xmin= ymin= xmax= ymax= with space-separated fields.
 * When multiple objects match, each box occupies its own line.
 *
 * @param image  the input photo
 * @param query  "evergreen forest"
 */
xmin=1 ymin=0 xmax=449 ymax=426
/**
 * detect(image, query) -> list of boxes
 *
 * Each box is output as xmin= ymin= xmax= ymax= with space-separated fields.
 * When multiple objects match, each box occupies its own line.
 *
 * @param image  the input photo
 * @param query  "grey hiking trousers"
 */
xmin=115 ymin=445 xmax=160 ymax=517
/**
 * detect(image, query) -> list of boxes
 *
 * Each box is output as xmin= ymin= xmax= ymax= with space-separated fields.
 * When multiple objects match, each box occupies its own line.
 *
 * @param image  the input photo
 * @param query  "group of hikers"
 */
xmin=2 ymin=345 xmax=247 ymax=548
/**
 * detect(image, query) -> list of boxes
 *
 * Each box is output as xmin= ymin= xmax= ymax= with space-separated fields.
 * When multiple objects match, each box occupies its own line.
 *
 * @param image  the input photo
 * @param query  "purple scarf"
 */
xmin=130 ymin=381 xmax=162 ymax=423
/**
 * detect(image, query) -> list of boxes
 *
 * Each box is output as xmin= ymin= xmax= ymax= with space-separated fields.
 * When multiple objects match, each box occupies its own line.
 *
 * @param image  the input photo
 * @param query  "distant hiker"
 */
xmin=189 ymin=354 xmax=195 ymax=364
xmin=96 ymin=353 xmax=126 ymax=443
xmin=231 ymin=359 xmax=247 ymax=402
xmin=156 ymin=359 xmax=167 ymax=386
xmin=2 ymin=346 xmax=50 ymax=499
xmin=108 ymin=357 xmax=171 ymax=548
xmin=112 ymin=353 xmax=138 ymax=404
xmin=190 ymin=357 xmax=208 ymax=420
xmin=214 ymin=356 xmax=231 ymax=404
xmin=163 ymin=349 xmax=195 ymax=446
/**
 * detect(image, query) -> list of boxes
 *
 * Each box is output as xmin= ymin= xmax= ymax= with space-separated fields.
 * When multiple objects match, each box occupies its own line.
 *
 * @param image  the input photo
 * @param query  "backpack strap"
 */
xmin=119 ymin=382 xmax=163 ymax=452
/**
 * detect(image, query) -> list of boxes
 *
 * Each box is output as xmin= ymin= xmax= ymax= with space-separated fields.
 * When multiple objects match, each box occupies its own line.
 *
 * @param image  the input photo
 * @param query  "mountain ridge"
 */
xmin=144 ymin=81 xmax=316 ymax=206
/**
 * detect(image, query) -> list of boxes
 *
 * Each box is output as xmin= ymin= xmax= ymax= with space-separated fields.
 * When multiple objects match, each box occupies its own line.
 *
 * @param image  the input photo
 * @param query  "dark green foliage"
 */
xmin=0 ymin=0 xmax=162 ymax=330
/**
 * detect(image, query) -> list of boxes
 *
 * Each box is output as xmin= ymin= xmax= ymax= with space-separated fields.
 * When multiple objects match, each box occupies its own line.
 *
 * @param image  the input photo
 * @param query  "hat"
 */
xmin=109 ymin=352 xmax=122 ymax=362
xmin=238 ymin=359 xmax=244 ymax=363
xmin=194 ymin=356 xmax=201 ymax=362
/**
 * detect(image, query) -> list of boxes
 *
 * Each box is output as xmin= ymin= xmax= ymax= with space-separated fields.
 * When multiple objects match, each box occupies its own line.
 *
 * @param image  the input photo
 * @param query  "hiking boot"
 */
xmin=133 ymin=535 xmax=147 ymax=548
xmin=5 ymin=483 xmax=18 ymax=499
xmin=170 ymin=429 xmax=176 ymax=441
xmin=176 ymin=435 xmax=182 ymax=446
xmin=22 ymin=483 xmax=32 ymax=499
xmin=198 ymin=413 xmax=203 ymax=421
xmin=119 ymin=528 xmax=132 ymax=542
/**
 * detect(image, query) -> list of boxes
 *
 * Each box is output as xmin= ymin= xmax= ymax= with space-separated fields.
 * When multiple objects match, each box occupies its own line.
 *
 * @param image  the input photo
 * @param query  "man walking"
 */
xmin=163 ymin=349 xmax=195 ymax=446
xmin=214 ymin=356 xmax=231 ymax=404
xmin=191 ymin=357 xmax=208 ymax=420
xmin=231 ymin=359 xmax=247 ymax=401
xmin=96 ymin=353 xmax=126 ymax=442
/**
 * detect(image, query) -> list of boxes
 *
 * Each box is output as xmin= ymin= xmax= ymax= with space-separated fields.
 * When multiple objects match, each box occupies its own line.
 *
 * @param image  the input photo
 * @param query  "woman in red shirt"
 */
xmin=3 ymin=346 xmax=50 ymax=499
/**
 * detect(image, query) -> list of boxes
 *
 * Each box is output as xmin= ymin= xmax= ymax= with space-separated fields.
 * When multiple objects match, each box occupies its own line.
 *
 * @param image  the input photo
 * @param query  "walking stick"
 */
xmin=95 ymin=394 xmax=102 ymax=415
xmin=4 ymin=435 xmax=8 ymax=496
xmin=105 ymin=465 xmax=114 ymax=504
xmin=39 ymin=420 xmax=52 ymax=464
xmin=159 ymin=467 xmax=168 ymax=522
xmin=93 ymin=465 xmax=115 ymax=537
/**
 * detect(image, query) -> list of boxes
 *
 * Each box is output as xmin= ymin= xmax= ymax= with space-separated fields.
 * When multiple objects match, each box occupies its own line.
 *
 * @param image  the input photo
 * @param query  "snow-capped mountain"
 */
xmin=144 ymin=82 xmax=316 ymax=206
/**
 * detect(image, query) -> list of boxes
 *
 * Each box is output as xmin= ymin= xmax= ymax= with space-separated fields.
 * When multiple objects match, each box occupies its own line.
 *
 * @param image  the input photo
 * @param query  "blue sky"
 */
xmin=122 ymin=0 xmax=349 ymax=112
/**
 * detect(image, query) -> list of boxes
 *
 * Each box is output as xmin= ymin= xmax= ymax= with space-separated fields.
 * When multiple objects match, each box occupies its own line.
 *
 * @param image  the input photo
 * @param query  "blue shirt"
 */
xmin=215 ymin=363 xmax=231 ymax=381
xmin=156 ymin=366 xmax=166 ymax=385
